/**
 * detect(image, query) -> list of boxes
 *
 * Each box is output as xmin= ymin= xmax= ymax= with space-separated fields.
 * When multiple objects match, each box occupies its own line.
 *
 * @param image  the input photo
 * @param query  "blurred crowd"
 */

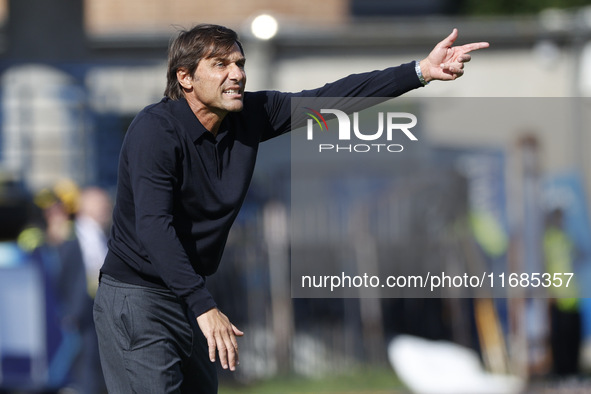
xmin=0 ymin=177 xmax=111 ymax=394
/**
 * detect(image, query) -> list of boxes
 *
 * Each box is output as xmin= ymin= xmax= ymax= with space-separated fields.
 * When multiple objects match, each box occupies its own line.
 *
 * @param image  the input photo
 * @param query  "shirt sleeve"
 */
xmin=261 ymin=61 xmax=422 ymax=141
xmin=125 ymin=112 xmax=216 ymax=317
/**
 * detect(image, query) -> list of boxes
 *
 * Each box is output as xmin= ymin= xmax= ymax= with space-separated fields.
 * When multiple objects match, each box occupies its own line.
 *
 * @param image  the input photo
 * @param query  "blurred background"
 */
xmin=1 ymin=0 xmax=591 ymax=393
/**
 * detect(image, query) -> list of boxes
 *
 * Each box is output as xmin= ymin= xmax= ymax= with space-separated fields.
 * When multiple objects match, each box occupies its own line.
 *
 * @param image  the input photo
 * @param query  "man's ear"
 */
xmin=177 ymin=68 xmax=193 ymax=90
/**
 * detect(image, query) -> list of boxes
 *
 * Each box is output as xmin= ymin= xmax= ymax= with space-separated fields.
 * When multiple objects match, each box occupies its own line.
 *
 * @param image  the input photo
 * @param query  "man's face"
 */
xmin=189 ymin=43 xmax=246 ymax=117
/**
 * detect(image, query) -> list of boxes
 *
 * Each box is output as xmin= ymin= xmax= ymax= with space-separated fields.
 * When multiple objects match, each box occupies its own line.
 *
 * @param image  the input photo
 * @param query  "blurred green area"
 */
xmin=219 ymin=367 xmax=405 ymax=394
xmin=461 ymin=0 xmax=591 ymax=14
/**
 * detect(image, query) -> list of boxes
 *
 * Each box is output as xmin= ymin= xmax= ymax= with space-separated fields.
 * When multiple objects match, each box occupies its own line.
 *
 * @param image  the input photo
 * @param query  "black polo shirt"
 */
xmin=101 ymin=62 xmax=422 ymax=318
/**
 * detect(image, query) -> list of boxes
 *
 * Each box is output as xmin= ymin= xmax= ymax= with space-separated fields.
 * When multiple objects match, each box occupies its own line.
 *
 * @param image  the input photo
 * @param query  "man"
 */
xmin=58 ymin=187 xmax=112 ymax=394
xmin=72 ymin=187 xmax=112 ymax=298
xmin=93 ymin=23 xmax=488 ymax=393
xmin=543 ymin=208 xmax=581 ymax=376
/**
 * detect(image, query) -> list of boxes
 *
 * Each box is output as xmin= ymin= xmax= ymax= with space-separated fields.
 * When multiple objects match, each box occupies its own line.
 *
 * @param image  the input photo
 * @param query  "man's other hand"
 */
xmin=197 ymin=307 xmax=244 ymax=371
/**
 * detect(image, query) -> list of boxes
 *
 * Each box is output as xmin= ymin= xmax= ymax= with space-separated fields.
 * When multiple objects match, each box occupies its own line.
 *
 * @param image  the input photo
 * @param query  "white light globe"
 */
xmin=251 ymin=14 xmax=278 ymax=40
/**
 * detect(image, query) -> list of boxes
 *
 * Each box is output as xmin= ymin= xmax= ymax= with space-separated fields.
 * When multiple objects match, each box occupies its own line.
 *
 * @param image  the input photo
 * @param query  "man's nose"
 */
xmin=229 ymin=64 xmax=245 ymax=81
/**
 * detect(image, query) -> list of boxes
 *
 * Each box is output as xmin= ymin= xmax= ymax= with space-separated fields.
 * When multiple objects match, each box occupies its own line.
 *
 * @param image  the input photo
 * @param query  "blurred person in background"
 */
xmin=543 ymin=207 xmax=582 ymax=377
xmin=57 ymin=187 xmax=112 ymax=394
xmin=72 ymin=187 xmax=112 ymax=298
xmin=25 ymin=179 xmax=80 ymax=248
xmin=0 ymin=177 xmax=36 ymax=391
xmin=93 ymin=23 xmax=488 ymax=393
xmin=3 ymin=179 xmax=80 ymax=391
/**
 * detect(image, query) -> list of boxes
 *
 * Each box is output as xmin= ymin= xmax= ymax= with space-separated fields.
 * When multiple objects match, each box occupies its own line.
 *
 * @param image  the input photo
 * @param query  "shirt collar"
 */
xmin=167 ymin=97 xmax=212 ymax=143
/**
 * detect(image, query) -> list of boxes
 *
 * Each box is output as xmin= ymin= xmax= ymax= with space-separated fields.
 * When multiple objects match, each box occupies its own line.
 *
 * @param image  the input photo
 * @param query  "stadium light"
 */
xmin=251 ymin=14 xmax=278 ymax=40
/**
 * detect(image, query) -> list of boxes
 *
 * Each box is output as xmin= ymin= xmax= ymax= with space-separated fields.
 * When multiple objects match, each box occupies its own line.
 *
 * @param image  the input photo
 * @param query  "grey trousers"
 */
xmin=93 ymin=274 xmax=217 ymax=393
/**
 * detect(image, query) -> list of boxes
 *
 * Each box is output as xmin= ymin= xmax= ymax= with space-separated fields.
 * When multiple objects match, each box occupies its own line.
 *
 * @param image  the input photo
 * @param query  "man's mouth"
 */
xmin=223 ymin=89 xmax=242 ymax=96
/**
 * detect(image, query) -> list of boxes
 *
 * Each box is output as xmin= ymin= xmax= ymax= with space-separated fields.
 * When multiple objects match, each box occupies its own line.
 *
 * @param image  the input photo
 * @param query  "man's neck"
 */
xmin=184 ymin=96 xmax=226 ymax=137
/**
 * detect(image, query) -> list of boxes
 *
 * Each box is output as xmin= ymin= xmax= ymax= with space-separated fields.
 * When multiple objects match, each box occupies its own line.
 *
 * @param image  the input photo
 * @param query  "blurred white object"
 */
xmin=388 ymin=335 xmax=525 ymax=394
xmin=250 ymin=14 xmax=278 ymax=40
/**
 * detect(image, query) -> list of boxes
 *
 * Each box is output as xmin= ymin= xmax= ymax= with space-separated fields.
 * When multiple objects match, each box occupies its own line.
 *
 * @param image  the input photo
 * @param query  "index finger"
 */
xmin=457 ymin=42 xmax=490 ymax=54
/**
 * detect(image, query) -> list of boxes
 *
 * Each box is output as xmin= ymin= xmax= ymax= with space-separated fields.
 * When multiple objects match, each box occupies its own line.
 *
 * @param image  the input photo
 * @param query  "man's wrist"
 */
xmin=415 ymin=60 xmax=430 ymax=86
